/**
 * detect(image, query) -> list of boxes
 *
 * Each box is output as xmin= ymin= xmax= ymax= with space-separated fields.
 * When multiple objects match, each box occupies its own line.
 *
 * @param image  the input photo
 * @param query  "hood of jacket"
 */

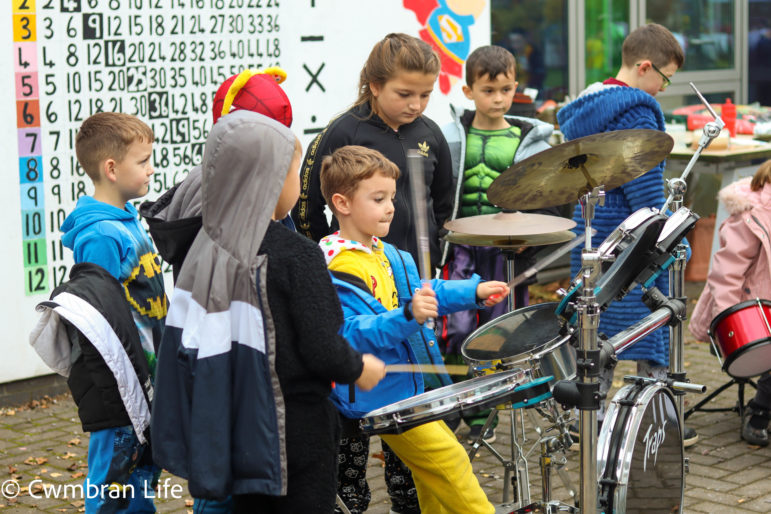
xmin=176 ymin=109 xmax=294 ymax=308
xmin=61 ymin=197 xmax=138 ymax=250
xmin=557 ymin=83 xmax=665 ymax=139
xmin=719 ymin=177 xmax=771 ymax=216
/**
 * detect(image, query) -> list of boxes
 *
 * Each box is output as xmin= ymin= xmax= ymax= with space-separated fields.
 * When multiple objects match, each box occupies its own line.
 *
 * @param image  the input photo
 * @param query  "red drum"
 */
xmin=709 ymin=299 xmax=771 ymax=378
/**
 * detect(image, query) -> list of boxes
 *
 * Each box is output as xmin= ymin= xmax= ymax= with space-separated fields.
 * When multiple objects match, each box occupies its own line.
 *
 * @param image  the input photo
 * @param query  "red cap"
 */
xmin=212 ymin=69 xmax=292 ymax=127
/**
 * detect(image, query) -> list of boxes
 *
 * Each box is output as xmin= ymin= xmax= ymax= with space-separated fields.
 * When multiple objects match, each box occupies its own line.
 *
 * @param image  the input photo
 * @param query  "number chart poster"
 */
xmin=2 ymin=0 xmax=489 ymax=382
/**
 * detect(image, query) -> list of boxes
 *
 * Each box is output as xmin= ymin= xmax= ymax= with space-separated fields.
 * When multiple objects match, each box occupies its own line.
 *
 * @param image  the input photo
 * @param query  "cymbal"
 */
xmin=487 ymin=129 xmax=674 ymax=210
xmin=444 ymin=211 xmax=576 ymax=237
xmin=444 ymin=230 xmax=576 ymax=249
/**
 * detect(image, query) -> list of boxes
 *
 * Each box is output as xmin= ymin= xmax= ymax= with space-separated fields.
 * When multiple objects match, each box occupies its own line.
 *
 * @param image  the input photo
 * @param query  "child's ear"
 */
xmin=462 ymin=84 xmax=473 ymax=99
xmin=102 ymin=159 xmax=118 ymax=183
xmin=331 ymin=193 xmax=351 ymax=215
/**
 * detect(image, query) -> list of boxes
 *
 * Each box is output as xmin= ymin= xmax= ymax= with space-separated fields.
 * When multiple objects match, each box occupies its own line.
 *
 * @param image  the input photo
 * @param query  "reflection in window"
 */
xmin=749 ymin=1 xmax=771 ymax=105
xmin=584 ymin=0 xmax=629 ymax=86
xmin=647 ymin=0 xmax=734 ymax=71
xmin=490 ymin=0 xmax=568 ymax=103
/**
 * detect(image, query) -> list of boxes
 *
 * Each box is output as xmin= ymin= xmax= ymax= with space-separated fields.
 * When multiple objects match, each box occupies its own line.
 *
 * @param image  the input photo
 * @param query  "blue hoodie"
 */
xmin=327 ymin=240 xmax=481 ymax=419
xmin=61 ymin=196 xmax=167 ymax=369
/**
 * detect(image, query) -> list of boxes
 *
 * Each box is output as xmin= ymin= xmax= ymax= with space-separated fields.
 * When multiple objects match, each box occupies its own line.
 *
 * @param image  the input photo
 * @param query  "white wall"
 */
xmin=2 ymin=0 xmax=490 ymax=383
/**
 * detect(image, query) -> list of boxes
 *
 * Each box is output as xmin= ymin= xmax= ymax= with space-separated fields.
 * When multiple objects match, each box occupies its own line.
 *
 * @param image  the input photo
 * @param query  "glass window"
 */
xmin=584 ymin=0 xmax=630 ymax=85
xmin=490 ymin=0 xmax=569 ymax=103
xmin=749 ymin=0 xmax=771 ymax=105
xmin=647 ymin=0 xmax=735 ymax=71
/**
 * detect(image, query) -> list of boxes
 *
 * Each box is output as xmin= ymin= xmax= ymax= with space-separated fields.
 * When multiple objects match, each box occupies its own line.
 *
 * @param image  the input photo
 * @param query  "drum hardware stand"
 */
xmin=660 ymin=81 xmax=723 ymax=471
xmin=468 ymin=403 xmax=532 ymax=506
xmin=552 ymin=185 xmax=606 ymax=514
xmin=683 ymin=377 xmax=757 ymax=420
xmin=530 ymin=399 xmax=578 ymax=510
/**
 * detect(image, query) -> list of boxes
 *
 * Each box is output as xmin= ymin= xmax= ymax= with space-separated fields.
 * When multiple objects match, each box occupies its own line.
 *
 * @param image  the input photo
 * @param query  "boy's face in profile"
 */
xmin=463 ymin=69 xmax=518 ymax=123
xmin=112 ymin=139 xmax=154 ymax=203
xmin=337 ymin=172 xmax=396 ymax=241
xmin=274 ymin=139 xmax=302 ymax=220
xmin=638 ymin=59 xmax=677 ymax=97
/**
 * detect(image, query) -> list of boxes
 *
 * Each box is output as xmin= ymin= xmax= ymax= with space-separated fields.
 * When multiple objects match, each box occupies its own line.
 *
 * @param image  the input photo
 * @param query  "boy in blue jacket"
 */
xmin=60 ymin=112 xmax=167 ymax=513
xmin=319 ymin=145 xmax=509 ymax=514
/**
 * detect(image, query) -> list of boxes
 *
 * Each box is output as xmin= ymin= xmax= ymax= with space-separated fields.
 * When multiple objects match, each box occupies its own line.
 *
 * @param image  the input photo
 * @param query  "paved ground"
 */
xmin=2 ymin=281 xmax=770 ymax=512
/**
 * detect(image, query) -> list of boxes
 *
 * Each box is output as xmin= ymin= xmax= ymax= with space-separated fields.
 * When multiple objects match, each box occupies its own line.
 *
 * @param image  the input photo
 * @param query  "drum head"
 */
xmin=462 ymin=303 xmax=562 ymax=363
xmin=598 ymin=384 xmax=683 ymax=513
xmin=360 ymin=369 xmax=529 ymax=434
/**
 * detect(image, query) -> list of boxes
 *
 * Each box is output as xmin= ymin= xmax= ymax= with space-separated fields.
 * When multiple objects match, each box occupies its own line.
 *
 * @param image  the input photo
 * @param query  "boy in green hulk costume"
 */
xmin=439 ymin=45 xmax=558 ymax=443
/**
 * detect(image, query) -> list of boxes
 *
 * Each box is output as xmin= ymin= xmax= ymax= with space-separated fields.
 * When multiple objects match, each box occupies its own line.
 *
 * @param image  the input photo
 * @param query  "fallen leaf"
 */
xmin=30 ymin=483 xmax=43 ymax=494
xmin=185 ymin=500 xmax=194 ymax=507
xmin=40 ymin=468 xmax=47 ymax=474
xmin=71 ymin=472 xmax=85 ymax=479
xmin=370 ymin=451 xmax=385 ymax=462
xmin=50 ymin=472 xmax=62 ymax=478
xmin=71 ymin=500 xmax=84 ymax=507
xmin=7 ymin=466 xmax=16 ymax=474
xmin=61 ymin=452 xmax=77 ymax=460
xmin=67 ymin=438 xmax=81 ymax=447
xmin=4 ymin=410 xmax=15 ymax=416
xmin=66 ymin=463 xmax=78 ymax=471
xmin=738 ymin=499 xmax=745 ymax=504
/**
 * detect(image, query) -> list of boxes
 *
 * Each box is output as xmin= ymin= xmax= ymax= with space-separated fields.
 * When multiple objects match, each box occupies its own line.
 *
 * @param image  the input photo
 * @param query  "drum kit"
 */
xmin=356 ymin=83 xmax=728 ymax=513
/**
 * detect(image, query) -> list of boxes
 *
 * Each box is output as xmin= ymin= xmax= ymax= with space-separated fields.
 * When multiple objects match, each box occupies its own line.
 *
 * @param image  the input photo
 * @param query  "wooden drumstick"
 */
xmin=385 ymin=363 xmax=472 ymax=375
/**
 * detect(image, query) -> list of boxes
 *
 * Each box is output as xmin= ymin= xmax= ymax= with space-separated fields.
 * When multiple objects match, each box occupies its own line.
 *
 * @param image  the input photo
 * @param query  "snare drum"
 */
xmin=709 ymin=299 xmax=771 ymax=378
xmin=461 ymin=302 xmax=575 ymax=384
xmin=598 ymin=382 xmax=683 ymax=513
xmin=557 ymin=208 xmax=667 ymax=323
xmin=359 ymin=369 xmax=552 ymax=435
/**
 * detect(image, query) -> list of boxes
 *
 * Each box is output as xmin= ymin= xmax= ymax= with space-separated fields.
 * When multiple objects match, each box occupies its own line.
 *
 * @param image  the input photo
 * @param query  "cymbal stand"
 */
xmin=661 ymin=81 xmax=724 ymax=457
xmin=576 ymin=185 xmax=604 ymax=514
xmin=468 ymin=249 xmax=532 ymax=507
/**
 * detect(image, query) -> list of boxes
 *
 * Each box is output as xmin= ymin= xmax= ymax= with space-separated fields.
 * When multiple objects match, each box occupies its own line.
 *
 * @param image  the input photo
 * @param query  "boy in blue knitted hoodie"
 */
xmin=556 ymin=23 xmax=697 ymax=446
xmin=60 ymin=112 xmax=167 ymax=512
xmin=320 ymin=145 xmax=509 ymax=514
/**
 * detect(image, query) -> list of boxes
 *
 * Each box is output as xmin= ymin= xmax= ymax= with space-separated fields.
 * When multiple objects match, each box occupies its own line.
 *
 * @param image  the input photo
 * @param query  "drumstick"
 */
xmin=406 ymin=149 xmax=436 ymax=329
xmin=385 ymin=363 xmax=472 ymax=376
xmin=487 ymin=231 xmax=593 ymax=303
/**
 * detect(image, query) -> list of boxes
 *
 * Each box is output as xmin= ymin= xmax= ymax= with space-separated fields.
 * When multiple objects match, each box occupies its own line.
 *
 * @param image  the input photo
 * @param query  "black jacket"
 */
xmin=291 ymin=103 xmax=454 ymax=269
xmin=30 ymin=263 xmax=153 ymax=440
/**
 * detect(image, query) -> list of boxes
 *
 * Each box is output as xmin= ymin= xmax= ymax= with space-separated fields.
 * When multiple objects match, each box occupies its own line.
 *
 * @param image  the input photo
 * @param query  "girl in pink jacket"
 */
xmin=690 ymin=159 xmax=771 ymax=446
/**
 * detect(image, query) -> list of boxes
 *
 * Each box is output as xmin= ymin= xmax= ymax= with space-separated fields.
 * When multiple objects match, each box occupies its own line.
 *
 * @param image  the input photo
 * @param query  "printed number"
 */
xmin=27 ymin=268 xmax=47 ymax=294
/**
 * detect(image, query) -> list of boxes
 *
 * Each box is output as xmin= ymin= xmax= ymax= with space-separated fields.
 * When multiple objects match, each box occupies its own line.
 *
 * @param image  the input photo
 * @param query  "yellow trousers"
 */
xmin=381 ymin=420 xmax=495 ymax=514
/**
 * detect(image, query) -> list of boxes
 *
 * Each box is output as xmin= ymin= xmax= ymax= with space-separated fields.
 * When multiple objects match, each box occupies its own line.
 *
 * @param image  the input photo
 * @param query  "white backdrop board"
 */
xmin=3 ymin=0 xmax=490 ymax=383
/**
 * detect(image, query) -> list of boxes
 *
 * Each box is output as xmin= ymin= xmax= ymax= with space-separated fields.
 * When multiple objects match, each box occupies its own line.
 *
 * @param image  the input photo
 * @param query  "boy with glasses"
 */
xmin=557 ymin=23 xmax=698 ymax=448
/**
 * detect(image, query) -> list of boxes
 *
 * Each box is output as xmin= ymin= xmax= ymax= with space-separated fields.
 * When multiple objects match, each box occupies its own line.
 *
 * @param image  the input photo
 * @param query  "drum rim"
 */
xmin=656 ymin=207 xmax=698 ymax=252
xmin=597 ymin=207 xmax=661 ymax=257
xmin=723 ymin=339 xmax=771 ymax=378
xmin=360 ymin=368 xmax=529 ymax=433
xmin=709 ymin=298 xmax=771 ymax=334
xmin=598 ymin=383 xmax=683 ymax=512
xmin=461 ymin=302 xmax=570 ymax=365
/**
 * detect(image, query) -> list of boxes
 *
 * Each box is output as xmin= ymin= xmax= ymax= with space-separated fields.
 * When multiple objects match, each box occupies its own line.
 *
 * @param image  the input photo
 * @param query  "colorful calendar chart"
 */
xmin=2 ymin=0 xmax=487 ymax=382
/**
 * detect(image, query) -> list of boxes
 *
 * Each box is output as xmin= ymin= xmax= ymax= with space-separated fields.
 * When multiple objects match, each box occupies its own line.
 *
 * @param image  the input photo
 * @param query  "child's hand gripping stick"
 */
xmin=486 ymin=232 xmax=587 ymax=304
xmin=406 ymin=149 xmax=435 ymax=329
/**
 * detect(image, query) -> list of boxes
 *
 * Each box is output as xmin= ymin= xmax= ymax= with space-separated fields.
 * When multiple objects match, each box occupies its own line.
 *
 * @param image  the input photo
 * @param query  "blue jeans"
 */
xmin=86 ymin=426 xmax=159 ymax=513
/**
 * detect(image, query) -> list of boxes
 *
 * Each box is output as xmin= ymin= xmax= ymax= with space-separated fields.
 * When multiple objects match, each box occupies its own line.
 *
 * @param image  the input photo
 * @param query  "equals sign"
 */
xmin=301 ymin=36 xmax=324 ymax=42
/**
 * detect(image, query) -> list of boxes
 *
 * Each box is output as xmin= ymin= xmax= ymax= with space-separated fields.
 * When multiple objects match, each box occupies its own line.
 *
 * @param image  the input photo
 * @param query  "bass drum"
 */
xmin=597 ymin=382 xmax=683 ymax=513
